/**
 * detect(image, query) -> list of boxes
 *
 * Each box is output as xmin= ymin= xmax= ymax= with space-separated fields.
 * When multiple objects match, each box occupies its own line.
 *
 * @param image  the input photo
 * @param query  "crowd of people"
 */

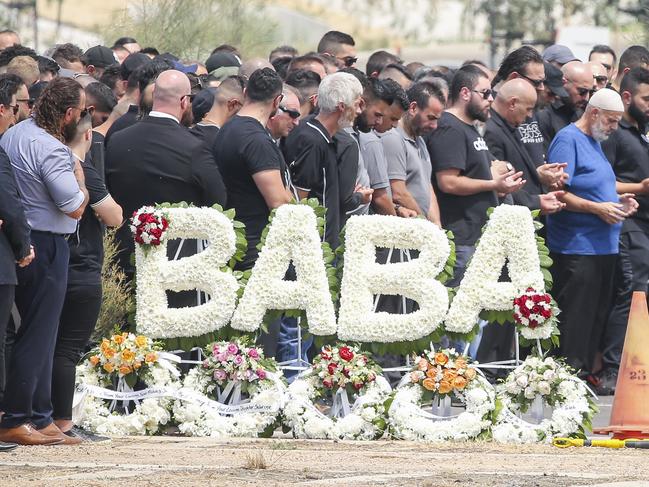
xmin=0 ymin=27 xmax=646 ymax=449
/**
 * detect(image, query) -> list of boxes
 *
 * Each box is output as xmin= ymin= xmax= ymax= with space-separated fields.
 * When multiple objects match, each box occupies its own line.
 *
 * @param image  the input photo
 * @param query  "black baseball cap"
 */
xmin=120 ymin=52 xmax=151 ymax=80
xmin=205 ymin=52 xmax=240 ymax=74
xmin=543 ymin=61 xmax=569 ymax=98
xmin=84 ymin=45 xmax=118 ymax=68
xmin=192 ymin=87 xmax=216 ymax=122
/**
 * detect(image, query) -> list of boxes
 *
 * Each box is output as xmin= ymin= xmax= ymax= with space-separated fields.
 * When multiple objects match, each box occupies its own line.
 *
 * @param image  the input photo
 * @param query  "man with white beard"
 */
xmin=547 ymin=88 xmax=638 ymax=381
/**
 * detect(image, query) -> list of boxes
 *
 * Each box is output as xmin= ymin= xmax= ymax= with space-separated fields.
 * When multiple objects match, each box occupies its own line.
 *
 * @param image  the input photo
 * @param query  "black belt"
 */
xmin=32 ymin=230 xmax=71 ymax=240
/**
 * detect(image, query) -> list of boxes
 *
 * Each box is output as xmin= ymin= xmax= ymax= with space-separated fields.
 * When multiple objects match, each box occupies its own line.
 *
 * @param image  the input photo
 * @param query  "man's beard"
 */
xmin=467 ymin=99 xmax=489 ymax=123
xmin=181 ymin=106 xmax=193 ymax=128
xmin=355 ymin=111 xmax=370 ymax=133
xmin=591 ymin=119 xmax=610 ymax=142
xmin=62 ymin=118 xmax=79 ymax=143
xmin=629 ymin=100 xmax=649 ymax=127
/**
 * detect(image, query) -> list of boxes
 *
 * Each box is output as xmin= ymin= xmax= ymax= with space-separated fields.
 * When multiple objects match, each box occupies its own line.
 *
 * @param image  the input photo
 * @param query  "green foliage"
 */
xmin=101 ymin=0 xmax=278 ymax=60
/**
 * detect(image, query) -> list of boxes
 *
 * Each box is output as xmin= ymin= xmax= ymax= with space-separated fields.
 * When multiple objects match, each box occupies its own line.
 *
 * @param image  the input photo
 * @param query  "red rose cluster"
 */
xmin=130 ymin=206 xmax=169 ymax=246
xmin=312 ymin=345 xmax=380 ymax=394
xmin=513 ymin=287 xmax=553 ymax=329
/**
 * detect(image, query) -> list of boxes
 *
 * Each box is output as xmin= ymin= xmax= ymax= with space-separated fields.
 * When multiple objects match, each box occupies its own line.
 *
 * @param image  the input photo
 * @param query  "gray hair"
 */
xmin=317 ymin=72 xmax=363 ymax=113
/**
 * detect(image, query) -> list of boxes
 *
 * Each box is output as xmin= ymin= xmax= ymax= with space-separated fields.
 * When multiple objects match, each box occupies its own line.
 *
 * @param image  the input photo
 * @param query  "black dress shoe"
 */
xmin=0 ymin=441 xmax=18 ymax=452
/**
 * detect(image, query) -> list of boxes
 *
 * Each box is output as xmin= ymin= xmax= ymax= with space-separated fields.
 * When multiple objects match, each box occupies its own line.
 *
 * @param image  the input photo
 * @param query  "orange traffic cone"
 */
xmin=595 ymin=291 xmax=649 ymax=439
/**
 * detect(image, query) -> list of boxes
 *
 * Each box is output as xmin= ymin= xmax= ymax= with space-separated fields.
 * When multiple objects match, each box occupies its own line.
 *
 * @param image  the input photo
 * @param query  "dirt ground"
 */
xmin=0 ymin=436 xmax=648 ymax=487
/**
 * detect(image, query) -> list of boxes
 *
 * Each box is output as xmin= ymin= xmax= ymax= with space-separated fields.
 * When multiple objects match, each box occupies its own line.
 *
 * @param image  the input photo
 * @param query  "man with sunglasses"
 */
xmin=537 ymin=61 xmax=593 ymax=151
xmin=0 ymin=78 xmax=89 ymax=446
xmin=589 ymin=45 xmax=617 ymax=86
xmin=267 ymin=84 xmax=301 ymax=146
xmin=0 ymin=74 xmax=21 ymax=137
xmin=587 ymin=62 xmax=609 ymax=92
xmin=317 ymin=30 xmax=357 ymax=69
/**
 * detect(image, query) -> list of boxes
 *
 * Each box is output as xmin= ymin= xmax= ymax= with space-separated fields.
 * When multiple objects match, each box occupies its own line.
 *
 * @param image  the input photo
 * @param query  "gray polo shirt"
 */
xmin=1 ymin=118 xmax=84 ymax=234
xmin=359 ymin=131 xmax=391 ymax=198
xmin=380 ymin=126 xmax=432 ymax=215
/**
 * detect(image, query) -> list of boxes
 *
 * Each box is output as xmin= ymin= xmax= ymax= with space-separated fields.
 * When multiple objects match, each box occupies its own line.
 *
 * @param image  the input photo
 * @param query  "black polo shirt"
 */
xmin=602 ymin=118 xmax=649 ymax=233
xmin=105 ymin=104 xmax=139 ymax=146
xmin=282 ymin=115 xmax=340 ymax=249
xmin=536 ymin=100 xmax=580 ymax=151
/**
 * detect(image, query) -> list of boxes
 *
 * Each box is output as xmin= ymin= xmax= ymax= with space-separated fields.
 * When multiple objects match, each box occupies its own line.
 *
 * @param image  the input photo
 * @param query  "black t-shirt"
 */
xmin=68 ymin=157 xmax=110 ymax=285
xmin=517 ymin=115 xmax=546 ymax=166
xmin=87 ymin=131 xmax=105 ymax=176
xmin=283 ymin=115 xmax=340 ymax=249
xmin=190 ymin=123 xmax=220 ymax=156
xmin=214 ymin=115 xmax=285 ymax=270
xmin=105 ymin=104 xmax=139 ymax=146
xmin=602 ymin=118 xmax=649 ymax=233
xmin=427 ymin=111 xmax=498 ymax=246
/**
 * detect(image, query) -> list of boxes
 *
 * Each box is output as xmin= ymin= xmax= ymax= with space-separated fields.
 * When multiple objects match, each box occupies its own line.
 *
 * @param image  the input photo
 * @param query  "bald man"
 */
xmin=105 ymin=69 xmax=226 ymax=293
xmin=485 ymin=78 xmax=566 ymax=213
xmin=238 ymin=58 xmax=274 ymax=79
xmin=537 ymin=61 xmax=594 ymax=149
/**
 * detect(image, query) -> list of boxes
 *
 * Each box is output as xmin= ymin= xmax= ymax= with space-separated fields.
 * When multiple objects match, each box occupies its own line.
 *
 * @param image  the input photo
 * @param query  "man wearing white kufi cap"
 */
xmin=546 ymin=88 xmax=639 ymax=382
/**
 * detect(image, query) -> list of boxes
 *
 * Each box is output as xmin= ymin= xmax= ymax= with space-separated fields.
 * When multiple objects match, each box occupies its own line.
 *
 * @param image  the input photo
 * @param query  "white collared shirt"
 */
xmin=149 ymin=111 xmax=179 ymax=124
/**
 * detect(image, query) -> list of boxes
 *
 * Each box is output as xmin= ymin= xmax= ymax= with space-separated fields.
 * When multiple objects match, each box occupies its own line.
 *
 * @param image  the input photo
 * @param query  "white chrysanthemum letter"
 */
xmin=337 ymin=215 xmax=450 ymax=342
xmin=230 ymin=204 xmax=337 ymax=335
xmin=444 ymin=205 xmax=545 ymax=333
xmin=136 ymin=207 xmax=239 ymax=338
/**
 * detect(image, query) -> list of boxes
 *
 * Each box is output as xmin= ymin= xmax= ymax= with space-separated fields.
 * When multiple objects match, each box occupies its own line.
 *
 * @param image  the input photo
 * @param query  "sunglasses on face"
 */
xmin=340 ymin=56 xmax=357 ymax=67
xmin=520 ymin=73 xmax=546 ymax=88
xmin=278 ymin=105 xmax=300 ymax=119
xmin=594 ymin=75 xmax=608 ymax=84
xmin=601 ymin=63 xmax=612 ymax=71
xmin=6 ymin=104 xmax=18 ymax=116
xmin=472 ymin=88 xmax=495 ymax=100
xmin=576 ymin=87 xmax=594 ymax=97
xmin=181 ymin=93 xmax=196 ymax=102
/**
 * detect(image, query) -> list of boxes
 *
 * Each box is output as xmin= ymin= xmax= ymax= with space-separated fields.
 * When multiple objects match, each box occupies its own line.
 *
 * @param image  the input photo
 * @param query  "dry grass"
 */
xmin=243 ymin=452 xmax=268 ymax=470
xmin=93 ymin=229 xmax=133 ymax=341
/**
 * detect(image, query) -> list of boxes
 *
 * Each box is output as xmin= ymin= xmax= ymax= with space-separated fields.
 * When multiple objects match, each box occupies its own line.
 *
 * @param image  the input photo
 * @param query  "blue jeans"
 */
xmin=276 ymin=316 xmax=312 ymax=381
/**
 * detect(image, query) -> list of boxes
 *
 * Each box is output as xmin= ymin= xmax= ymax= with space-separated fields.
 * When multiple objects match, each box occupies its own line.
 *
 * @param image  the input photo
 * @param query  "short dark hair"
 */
xmin=492 ymin=45 xmax=543 ymax=86
xmin=450 ymin=64 xmax=487 ymax=104
xmin=287 ymin=54 xmax=326 ymax=75
xmin=406 ymin=80 xmax=445 ymax=110
xmin=619 ymin=46 xmax=649 ymax=72
xmin=339 ymin=67 xmax=369 ymax=89
xmin=33 ymin=77 xmax=83 ymax=141
xmin=0 ymin=44 xmax=37 ymax=67
xmin=113 ymin=37 xmax=137 ymax=47
xmin=140 ymin=47 xmax=160 ymax=57
xmin=99 ymin=65 xmax=121 ymax=90
xmin=0 ymin=73 xmax=23 ymax=106
xmin=381 ymin=63 xmax=413 ymax=81
xmin=589 ymin=44 xmax=617 ymax=64
xmin=134 ymin=59 xmax=172 ymax=93
xmin=620 ymin=66 xmax=649 ymax=96
xmin=366 ymin=50 xmax=402 ymax=76
xmin=85 ymin=81 xmax=117 ymax=112
xmin=37 ymin=55 xmax=60 ymax=76
xmin=211 ymin=44 xmax=241 ymax=58
xmin=317 ymin=30 xmax=355 ymax=55
xmin=366 ymin=77 xmax=394 ymax=105
xmin=246 ymin=67 xmax=282 ymax=102
xmin=285 ymin=69 xmax=321 ymax=103
xmin=271 ymin=56 xmax=292 ymax=80
xmin=51 ymin=43 xmax=84 ymax=68
xmin=382 ymin=78 xmax=409 ymax=111
xmin=269 ymin=45 xmax=298 ymax=61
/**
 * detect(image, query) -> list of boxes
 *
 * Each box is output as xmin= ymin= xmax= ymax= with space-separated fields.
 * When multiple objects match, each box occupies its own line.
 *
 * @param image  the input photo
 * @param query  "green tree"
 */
xmin=102 ymin=0 xmax=278 ymax=61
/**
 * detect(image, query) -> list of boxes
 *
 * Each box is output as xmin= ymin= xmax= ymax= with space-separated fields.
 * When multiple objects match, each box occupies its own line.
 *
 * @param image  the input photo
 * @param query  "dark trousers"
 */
xmin=52 ymin=282 xmax=102 ymax=420
xmin=602 ymin=231 xmax=649 ymax=371
xmin=0 ymin=284 xmax=15 ymax=403
xmin=0 ymin=233 xmax=69 ymax=429
xmin=550 ymin=253 xmax=617 ymax=375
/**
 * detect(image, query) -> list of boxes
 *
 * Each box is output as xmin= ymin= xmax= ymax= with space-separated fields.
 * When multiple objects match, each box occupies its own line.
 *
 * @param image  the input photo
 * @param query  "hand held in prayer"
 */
xmin=396 ymin=206 xmax=418 ymax=218
xmin=537 ymin=162 xmax=568 ymax=190
xmin=595 ymin=201 xmax=628 ymax=224
xmin=354 ymin=184 xmax=374 ymax=204
xmin=619 ymin=193 xmax=639 ymax=216
xmin=494 ymin=169 xmax=525 ymax=195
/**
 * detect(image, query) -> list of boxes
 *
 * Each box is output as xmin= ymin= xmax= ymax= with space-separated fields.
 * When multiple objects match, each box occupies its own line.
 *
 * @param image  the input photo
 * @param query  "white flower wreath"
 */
xmin=492 ymin=356 xmax=596 ymax=444
xmin=74 ymin=361 xmax=180 ymax=436
xmin=283 ymin=374 xmax=392 ymax=440
xmin=387 ymin=373 xmax=495 ymax=441
xmin=445 ymin=205 xmax=545 ymax=334
xmin=135 ymin=206 xmax=240 ymax=339
xmin=172 ymin=367 xmax=285 ymax=438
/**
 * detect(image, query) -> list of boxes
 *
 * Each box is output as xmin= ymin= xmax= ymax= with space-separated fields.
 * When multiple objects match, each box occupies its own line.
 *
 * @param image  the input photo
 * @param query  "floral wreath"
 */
xmin=387 ymin=348 xmax=495 ymax=441
xmin=283 ymin=344 xmax=392 ymax=440
xmin=513 ymin=288 xmax=560 ymax=340
xmin=492 ymin=355 xmax=597 ymax=443
xmin=172 ymin=338 xmax=285 ymax=437
xmin=74 ymin=332 xmax=180 ymax=436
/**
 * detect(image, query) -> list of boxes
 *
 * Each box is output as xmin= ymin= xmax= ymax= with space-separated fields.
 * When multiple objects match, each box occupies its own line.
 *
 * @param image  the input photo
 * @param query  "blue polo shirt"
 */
xmin=546 ymin=123 xmax=621 ymax=255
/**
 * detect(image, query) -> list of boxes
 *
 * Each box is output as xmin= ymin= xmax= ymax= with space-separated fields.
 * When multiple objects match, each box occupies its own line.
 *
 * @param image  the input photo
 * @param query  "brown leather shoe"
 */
xmin=37 ymin=423 xmax=82 ymax=445
xmin=0 ymin=424 xmax=64 ymax=446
